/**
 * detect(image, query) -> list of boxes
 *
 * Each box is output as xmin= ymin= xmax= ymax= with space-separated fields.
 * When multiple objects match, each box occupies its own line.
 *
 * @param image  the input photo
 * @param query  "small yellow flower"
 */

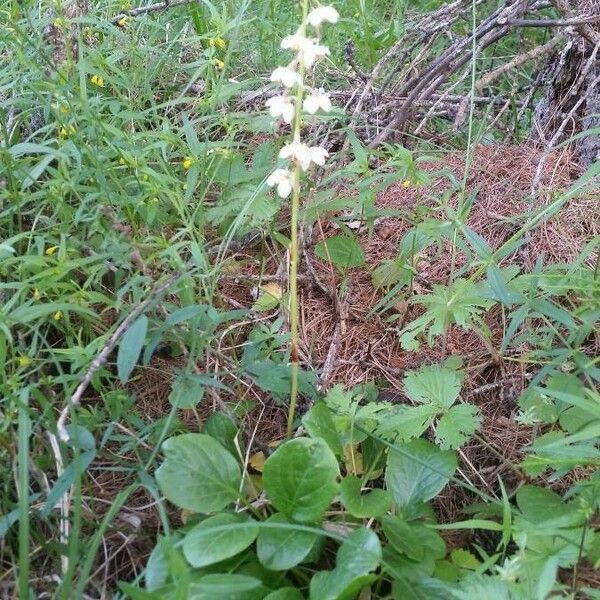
xmin=212 ymin=58 xmax=225 ymax=70
xmin=33 ymin=288 xmax=42 ymax=301
xmin=53 ymin=17 xmax=67 ymax=28
xmin=18 ymin=356 xmax=32 ymax=368
xmin=182 ymin=156 xmax=194 ymax=170
xmin=402 ymin=179 xmax=411 ymax=188
xmin=117 ymin=16 xmax=128 ymax=28
xmin=119 ymin=157 xmax=126 ymax=165
xmin=150 ymin=197 xmax=159 ymax=204
xmin=209 ymin=37 xmax=226 ymax=49
xmin=45 ymin=245 xmax=59 ymax=256
xmin=90 ymin=74 xmax=105 ymax=88
xmin=142 ymin=173 xmax=149 ymax=181
xmin=53 ymin=310 xmax=63 ymax=321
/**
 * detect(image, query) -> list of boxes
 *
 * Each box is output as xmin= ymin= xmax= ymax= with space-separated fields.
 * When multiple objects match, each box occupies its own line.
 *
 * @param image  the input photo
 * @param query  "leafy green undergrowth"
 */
xmin=1 ymin=0 xmax=600 ymax=598
xmin=130 ymin=378 xmax=600 ymax=599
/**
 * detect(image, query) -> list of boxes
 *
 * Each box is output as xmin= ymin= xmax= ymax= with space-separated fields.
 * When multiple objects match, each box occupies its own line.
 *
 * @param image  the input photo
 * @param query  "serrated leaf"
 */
xmin=372 ymin=257 xmax=412 ymax=289
xmin=117 ymin=315 xmax=148 ymax=384
xmin=376 ymin=404 xmax=438 ymax=442
xmin=257 ymin=513 xmax=319 ymax=570
xmin=385 ymin=439 xmax=457 ymax=508
xmin=435 ymin=404 xmax=481 ymax=449
xmin=339 ymin=476 xmax=392 ymax=518
xmin=263 ymin=437 xmax=339 ymax=523
xmin=155 ymin=433 xmax=241 ymax=513
xmin=183 ymin=513 xmax=258 ymax=567
xmin=314 ymin=235 xmax=365 ymax=271
xmin=450 ymin=548 xmax=481 ymax=570
xmin=403 ymin=364 xmax=462 ymax=409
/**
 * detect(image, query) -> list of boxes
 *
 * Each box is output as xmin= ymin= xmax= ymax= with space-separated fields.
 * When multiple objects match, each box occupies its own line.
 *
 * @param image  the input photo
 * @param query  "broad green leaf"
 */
xmin=257 ymin=513 xmax=319 ymax=570
xmin=155 ymin=434 xmax=241 ymax=513
xmin=168 ymin=371 xmax=205 ymax=409
xmin=339 ymin=476 xmax=392 ymax=518
xmin=382 ymin=516 xmax=446 ymax=562
xmin=117 ymin=315 xmax=148 ymax=384
xmin=309 ymin=528 xmax=381 ymax=600
xmin=486 ymin=265 xmax=524 ymax=306
xmin=403 ymin=364 xmax=462 ymax=409
xmin=264 ymin=588 xmax=304 ymax=600
xmin=385 ymin=439 xmax=457 ymax=508
xmin=183 ymin=513 xmax=258 ymax=567
xmin=302 ymin=402 xmax=343 ymax=456
xmin=263 ymin=437 xmax=339 ymax=523
xmin=435 ymin=404 xmax=481 ymax=449
xmin=189 ymin=573 xmax=263 ymax=600
xmin=314 ymin=235 xmax=365 ymax=271
xmin=515 ymin=485 xmax=583 ymax=531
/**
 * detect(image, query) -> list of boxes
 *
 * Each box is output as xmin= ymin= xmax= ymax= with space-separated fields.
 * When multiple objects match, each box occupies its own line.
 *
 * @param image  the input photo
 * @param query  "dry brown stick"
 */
xmin=453 ymin=34 xmax=562 ymax=129
xmin=319 ymin=284 xmax=350 ymax=392
xmin=56 ymin=260 xmax=194 ymax=441
xmin=506 ymin=14 xmax=600 ymax=27
xmin=111 ymin=0 xmax=197 ymax=24
xmin=475 ymin=34 xmax=563 ymax=93
xmin=550 ymin=0 xmax=600 ymax=45
xmin=531 ymin=37 xmax=600 ymax=194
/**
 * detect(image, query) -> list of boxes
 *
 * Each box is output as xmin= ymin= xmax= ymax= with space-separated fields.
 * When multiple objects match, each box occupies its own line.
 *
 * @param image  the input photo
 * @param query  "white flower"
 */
xmin=307 ymin=6 xmax=339 ymax=27
xmin=308 ymin=145 xmax=329 ymax=166
xmin=267 ymin=168 xmax=294 ymax=198
xmin=303 ymin=89 xmax=332 ymax=114
xmin=270 ymin=66 xmax=302 ymax=88
xmin=266 ymin=95 xmax=295 ymax=123
xmin=281 ymin=34 xmax=329 ymax=69
xmin=279 ymin=142 xmax=329 ymax=171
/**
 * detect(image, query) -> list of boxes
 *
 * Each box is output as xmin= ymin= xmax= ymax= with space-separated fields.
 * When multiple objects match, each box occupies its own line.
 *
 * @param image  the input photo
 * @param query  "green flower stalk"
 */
xmin=265 ymin=3 xmax=339 ymax=438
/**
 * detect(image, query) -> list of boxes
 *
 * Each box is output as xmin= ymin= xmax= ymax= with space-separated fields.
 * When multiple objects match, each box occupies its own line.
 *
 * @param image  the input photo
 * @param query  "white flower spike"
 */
xmin=303 ymin=89 xmax=332 ymax=114
xmin=281 ymin=34 xmax=329 ymax=69
xmin=279 ymin=141 xmax=313 ymax=171
xmin=266 ymin=95 xmax=295 ymax=123
xmin=279 ymin=142 xmax=329 ymax=171
xmin=270 ymin=66 xmax=302 ymax=88
xmin=308 ymin=146 xmax=329 ymax=166
xmin=267 ymin=168 xmax=294 ymax=198
xmin=307 ymin=6 xmax=339 ymax=27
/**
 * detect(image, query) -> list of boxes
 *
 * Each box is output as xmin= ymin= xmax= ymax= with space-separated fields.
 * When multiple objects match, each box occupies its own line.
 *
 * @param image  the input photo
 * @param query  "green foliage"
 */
xmin=2 ymin=0 xmax=599 ymax=597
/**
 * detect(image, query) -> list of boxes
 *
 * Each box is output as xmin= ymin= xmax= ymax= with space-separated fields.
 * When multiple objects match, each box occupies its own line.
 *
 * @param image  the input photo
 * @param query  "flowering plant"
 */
xmin=265 ymin=2 xmax=339 ymax=436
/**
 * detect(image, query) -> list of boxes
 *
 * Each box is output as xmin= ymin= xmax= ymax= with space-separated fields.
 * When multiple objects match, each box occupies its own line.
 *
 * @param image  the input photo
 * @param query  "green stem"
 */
xmin=287 ymin=162 xmax=301 ymax=438
xmin=286 ymin=0 xmax=310 ymax=438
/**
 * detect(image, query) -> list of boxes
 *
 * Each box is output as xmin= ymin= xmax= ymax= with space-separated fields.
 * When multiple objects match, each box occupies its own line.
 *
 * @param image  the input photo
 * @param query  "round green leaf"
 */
xmin=155 ymin=433 xmax=241 ymax=513
xmin=340 ymin=476 xmax=392 ymax=518
xmin=183 ymin=513 xmax=258 ymax=568
xmin=257 ymin=513 xmax=319 ymax=570
xmin=309 ymin=528 xmax=382 ymax=600
xmin=382 ymin=515 xmax=446 ymax=562
xmin=385 ymin=439 xmax=457 ymax=508
xmin=264 ymin=588 xmax=305 ymax=600
xmin=263 ymin=437 xmax=339 ymax=523
xmin=189 ymin=573 xmax=262 ymax=599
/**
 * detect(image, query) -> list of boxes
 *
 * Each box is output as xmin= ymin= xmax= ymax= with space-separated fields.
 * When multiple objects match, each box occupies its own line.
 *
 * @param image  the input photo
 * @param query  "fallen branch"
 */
xmin=111 ymin=0 xmax=197 ymax=25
